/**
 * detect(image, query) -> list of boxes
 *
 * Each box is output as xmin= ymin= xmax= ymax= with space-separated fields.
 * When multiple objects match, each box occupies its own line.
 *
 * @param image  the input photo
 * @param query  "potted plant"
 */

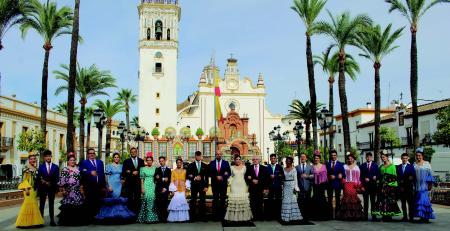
xmin=195 ymin=128 xmax=204 ymax=139
xmin=151 ymin=127 xmax=160 ymax=139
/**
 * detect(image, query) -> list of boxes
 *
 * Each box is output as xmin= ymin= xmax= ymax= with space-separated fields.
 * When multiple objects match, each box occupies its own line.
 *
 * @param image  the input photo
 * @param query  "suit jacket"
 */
xmin=187 ymin=161 xmax=208 ymax=190
xmin=295 ymin=162 xmax=313 ymax=192
xmin=326 ymin=160 xmax=346 ymax=189
xmin=121 ymin=157 xmax=145 ymax=187
xmin=208 ymin=159 xmax=231 ymax=191
xmin=37 ymin=162 xmax=60 ymax=192
xmin=266 ymin=163 xmax=284 ymax=192
xmin=245 ymin=164 xmax=268 ymax=193
xmin=154 ymin=166 xmax=172 ymax=194
xmin=359 ymin=161 xmax=380 ymax=191
xmin=396 ymin=163 xmax=416 ymax=192
xmin=80 ymin=159 xmax=106 ymax=188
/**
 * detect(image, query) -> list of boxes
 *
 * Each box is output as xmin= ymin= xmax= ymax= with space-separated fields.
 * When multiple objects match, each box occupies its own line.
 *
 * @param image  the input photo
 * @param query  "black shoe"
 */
xmin=50 ymin=221 xmax=57 ymax=226
xmin=371 ymin=217 xmax=379 ymax=222
xmin=402 ymin=217 xmax=409 ymax=222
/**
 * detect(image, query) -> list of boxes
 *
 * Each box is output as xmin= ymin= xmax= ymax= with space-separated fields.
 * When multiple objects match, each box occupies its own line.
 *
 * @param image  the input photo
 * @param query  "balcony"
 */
xmin=1 ymin=137 xmax=14 ymax=153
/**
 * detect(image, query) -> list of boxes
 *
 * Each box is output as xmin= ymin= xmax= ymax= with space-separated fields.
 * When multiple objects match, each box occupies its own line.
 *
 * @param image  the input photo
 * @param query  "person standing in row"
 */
xmin=245 ymin=155 xmax=267 ymax=221
xmin=80 ymin=148 xmax=106 ymax=221
xmin=167 ymin=158 xmax=190 ymax=222
xmin=154 ymin=156 xmax=171 ymax=222
xmin=336 ymin=154 xmax=364 ymax=220
xmin=137 ymin=154 xmax=158 ymax=223
xmin=396 ymin=152 xmax=416 ymax=222
xmin=360 ymin=152 xmax=379 ymax=221
xmin=326 ymin=150 xmax=345 ymax=219
xmin=310 ymin=154 xmax=331 ymax=221
xmin=296 ymin=153 xmax=313 ymax=221
xmin=122 ymin=147 xmax=145 ymax=214
xmin=187 ymin=151 xmax=208 ymax=221
xmin=281 ymin=157 xmax=302 ymax=223
xmin=414 ymin=148 xmax=435 ymax=222
xmin=209 ymin=150 xmax=231 ymax=221
xmin=37 ymin=150 xmax=59 ymax=226
xmin=265 ymin=154 xmax=284 ymax=221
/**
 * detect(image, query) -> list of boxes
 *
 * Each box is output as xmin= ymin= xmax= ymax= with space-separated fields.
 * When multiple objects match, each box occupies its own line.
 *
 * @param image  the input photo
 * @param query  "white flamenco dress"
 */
xmin=224 ymin=165 xmax=253 ymax=221
xmin=167 ymin=169 xmax=190 ymax=222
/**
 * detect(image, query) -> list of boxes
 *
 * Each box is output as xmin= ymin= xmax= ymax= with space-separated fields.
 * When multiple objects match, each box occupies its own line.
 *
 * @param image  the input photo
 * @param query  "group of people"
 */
xmin=15 ymin=146 xmax=435 ymax=228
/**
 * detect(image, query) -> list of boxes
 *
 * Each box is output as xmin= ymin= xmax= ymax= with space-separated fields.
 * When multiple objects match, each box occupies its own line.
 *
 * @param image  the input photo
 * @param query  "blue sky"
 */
xmin=1 ymin=0 xmax=449 ymax=121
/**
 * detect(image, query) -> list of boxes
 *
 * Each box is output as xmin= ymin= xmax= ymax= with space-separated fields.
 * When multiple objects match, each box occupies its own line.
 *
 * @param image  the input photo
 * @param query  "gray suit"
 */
xmin=296 ymin=162 xmax=313 ymax=220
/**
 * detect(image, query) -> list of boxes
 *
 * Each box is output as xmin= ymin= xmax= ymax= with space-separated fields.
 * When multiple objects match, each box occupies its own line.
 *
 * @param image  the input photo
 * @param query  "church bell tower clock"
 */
xmin=138 ymin=0 xmax=180 ymax=132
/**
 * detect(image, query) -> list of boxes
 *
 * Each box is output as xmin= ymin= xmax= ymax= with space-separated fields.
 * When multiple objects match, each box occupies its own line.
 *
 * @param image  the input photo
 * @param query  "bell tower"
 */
xmin=138 ymin=0 xmax=180 ymax=132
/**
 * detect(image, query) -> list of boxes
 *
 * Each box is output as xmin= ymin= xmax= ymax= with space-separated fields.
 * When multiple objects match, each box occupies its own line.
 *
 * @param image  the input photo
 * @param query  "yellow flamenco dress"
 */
xmin=16 ymin=170 xmax=44 ymax=228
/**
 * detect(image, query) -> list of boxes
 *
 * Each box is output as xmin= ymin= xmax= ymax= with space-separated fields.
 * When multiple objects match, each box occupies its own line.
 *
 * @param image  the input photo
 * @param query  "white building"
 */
xmin=0 ymin=95 xmax=67 ymax=177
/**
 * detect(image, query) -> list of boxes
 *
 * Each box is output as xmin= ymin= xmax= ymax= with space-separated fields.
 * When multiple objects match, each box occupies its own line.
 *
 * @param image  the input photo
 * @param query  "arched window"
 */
xmin=155 ymin=62 xmax=162 ymax=73
xmin=167 ymin=28 xmax=171 ymax=40
xmin=146 ymin=28 xmax=151 ymax=40
xmin=155 ymin=20 xmax=163 ymax=40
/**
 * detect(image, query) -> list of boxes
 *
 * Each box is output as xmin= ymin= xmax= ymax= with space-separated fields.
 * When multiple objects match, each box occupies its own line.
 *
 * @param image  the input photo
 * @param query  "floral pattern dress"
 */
xmin=281 ymin=168 xmax=302 ymax=222
xmin=336 ymin=165 xmax=365 ymax=220
xmin=137 ymin=166 xmax=158 ymax=223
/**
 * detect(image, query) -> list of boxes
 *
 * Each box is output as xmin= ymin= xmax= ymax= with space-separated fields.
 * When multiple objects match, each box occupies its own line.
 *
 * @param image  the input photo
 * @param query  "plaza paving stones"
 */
xmin=1 ymin=204 xmax=449 ymax=230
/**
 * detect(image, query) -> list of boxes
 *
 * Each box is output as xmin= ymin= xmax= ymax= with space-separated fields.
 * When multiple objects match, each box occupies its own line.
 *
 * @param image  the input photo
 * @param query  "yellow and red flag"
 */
xmin=214 ymin=69 xmax=224 ymax=123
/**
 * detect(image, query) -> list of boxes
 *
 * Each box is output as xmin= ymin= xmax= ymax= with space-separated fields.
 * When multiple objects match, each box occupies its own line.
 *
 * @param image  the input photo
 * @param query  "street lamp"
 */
xmin=319 ymin=107 xmax=333 ymax=160
xmin=269 ymin=125 xmax=289 ymax=162
xmin=293 ymin=121 xmax=304 ymax=164
xmin=118 ymin=121 xmax=126 ymax=155
xmin=94 ymin=108 xmax=106 ymax=160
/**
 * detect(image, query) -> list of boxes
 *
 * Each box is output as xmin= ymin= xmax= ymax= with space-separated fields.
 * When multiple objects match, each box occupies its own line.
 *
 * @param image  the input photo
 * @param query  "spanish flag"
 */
xmin=214 ymin=68 xmax=224 ymax=123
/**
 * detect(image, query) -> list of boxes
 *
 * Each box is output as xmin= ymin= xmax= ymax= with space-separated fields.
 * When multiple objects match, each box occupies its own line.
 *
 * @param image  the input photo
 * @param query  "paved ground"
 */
xmin=1 ymin=203 xmax=450 ymax=231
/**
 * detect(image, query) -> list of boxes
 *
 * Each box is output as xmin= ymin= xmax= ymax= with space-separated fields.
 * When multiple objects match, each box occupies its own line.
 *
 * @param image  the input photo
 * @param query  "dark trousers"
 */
xmin=363 ymin=190 xmax=377 ymax=219
xmin=298 ymin=190 xmax=311 ymax=220
xmin=84 ymin=184 xmax=102 ymax=219
xmin=212 ymin=186 xmax=227 ymax=220
xmin=156 ymin=191 xmax=169 ymax=222
xmin=265 ymin=188 xmax=282 ymax=220
xmin=39 ymin=189 xmax=55 ymax=222
xmin=124 ymin=183 xmax=141 ymax=213
xmin=249 ymin=189 xmax=264 ymax=220
xmin=190 ymin=186 xmax=206 ymax=220
xmin=400 ymin=191 xmax=414 ymax=220
xmin=327 ymin=186 xmax=341 ymax=217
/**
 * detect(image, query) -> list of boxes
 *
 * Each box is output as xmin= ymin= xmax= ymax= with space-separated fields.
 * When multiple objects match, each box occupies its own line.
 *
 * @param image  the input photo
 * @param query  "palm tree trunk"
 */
xmin=374 ymin=62 xmax=381 ymax=163
xmin=410 ymin=27 xmax=419 ymax=149
xmin=328 ymin=76 xmax=334 ymax=151
xmin=86 ymin=122 xmax=91 ymax=150
xmin=126 ymin=103 xmax=130 ymax=131
xmin=338 ymin=50 xmax=351 ymax=154
xmin=79 ymin=98 xmax=86 ymax=161
xmin=66 ymin=0 xmax=80 ymax=153
xmin=105 ymin=118 xmax=112 ymax=158
xmin=305 ymin=120 xmax=311 ymax=146
xmin=306 ymin=34 xmax=318 ymax=150
xmin=40 ymin=45 xmax=51 ymax=139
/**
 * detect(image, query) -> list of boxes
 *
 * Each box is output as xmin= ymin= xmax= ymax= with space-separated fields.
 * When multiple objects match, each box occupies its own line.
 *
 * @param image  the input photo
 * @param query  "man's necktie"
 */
xmin=254 ymin=165 xmax=258 ymax=177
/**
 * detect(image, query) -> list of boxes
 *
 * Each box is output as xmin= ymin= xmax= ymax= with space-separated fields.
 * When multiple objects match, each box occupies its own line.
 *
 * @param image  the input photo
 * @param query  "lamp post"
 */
xmin=118 ymin=121 xmax=126 ymax=155
xmin=269 ymin=125 xmax=289 ymax=162
xmin=318 ymin=107 xmax=333 ymax=160
xmin=293 ymin=121 xmax=304 ymax=164
xmin=94 ymin=108 xmax=106 ymax=160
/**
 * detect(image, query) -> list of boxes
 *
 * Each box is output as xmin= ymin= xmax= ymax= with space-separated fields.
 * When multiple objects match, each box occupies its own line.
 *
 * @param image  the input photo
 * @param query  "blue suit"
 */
xmin=79 ymin=158 xmax=106 ymax=218
xmin=326 ymin=160 xmax=345 ymax=216
xmin=208 ymin=159 xmax=231 ymax=220
xmin=37 ymin=162 xmax=59 ymax=222
xmin=360 ymin=161 xmax=380 ymax=219
xmin=396 ymin=163 xmax=416 ymax=220
xmin=265 ymin=164 xmax=284 ymax=220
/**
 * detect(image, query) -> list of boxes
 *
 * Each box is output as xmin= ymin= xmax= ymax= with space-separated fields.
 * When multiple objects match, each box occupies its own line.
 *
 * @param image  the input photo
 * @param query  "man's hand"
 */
xmin=365 ymin=177 xmax=370 ymax=182
xmin=108 ymin=187 xmax=113 ymax=192
xmin=252 ymin=179 xmax=259 ymax=185
xmin=270 ymin=174 xmax=275 ymax=179
xmin=162 ymin=188 xmax=167 ymax=193
xmin=195 ymin=176 xmax=201 ymax=181
xmin=121 ymin=180 xmax=125 ymax=185
xmin=247 ymin=176 xmax=252 ymax=180
xmin=338 ymin=173 xmax=342 ymax=179
xmin=141 ymin=188 xmax=145 ymax=194
xmin=163 ymin=177 xmax=168 ymax=182
xmin=330 ymin=175 xmax=336 ymax=180
xmin=216 ymin=176 xmax=223 ymax=181
xmin=132 ymin=171 xmax=138 ymax=176
xmin=301 ymin=173 xmax=307 ymax=179
xmin=203 ymin=187 xmax=208 ymax=192
xmin=91 ymin=170 xmax=97 ymax=177
xmin=189 ymin=174 xmax=193 ymax=179
xmin=155 ymin=174 xmax=160 ymax=179
xmin=373 ymin=176 xmax=377 ymax=181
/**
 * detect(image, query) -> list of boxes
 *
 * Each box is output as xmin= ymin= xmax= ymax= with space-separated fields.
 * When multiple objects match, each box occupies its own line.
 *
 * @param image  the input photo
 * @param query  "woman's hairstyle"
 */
xmin=381 ymin=152 xmax=389 ymax=158
xmin=67 ymin=154 xmax=76 ymax=161
xmin=28 ymin=154 xmax=36 ymax=159
xmin=286 ymin=156 xmax=294 ymax=163
xmin=176 ymin=157 xmax=183 ymax=163
xmin=347 ymin=154 xmax=356 ymax=161
xmin=112 ymin=153 xmax=120 ymax=159
xmin=146 ymin=156 xmax=154 ymax=161
xmin=234 ymin=155 xmax=241 ymax=160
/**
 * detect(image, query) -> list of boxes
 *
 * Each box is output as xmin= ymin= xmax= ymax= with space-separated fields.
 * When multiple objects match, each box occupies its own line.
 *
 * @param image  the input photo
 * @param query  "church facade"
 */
xmin=138 ymin=0 xmax=283 ymax=162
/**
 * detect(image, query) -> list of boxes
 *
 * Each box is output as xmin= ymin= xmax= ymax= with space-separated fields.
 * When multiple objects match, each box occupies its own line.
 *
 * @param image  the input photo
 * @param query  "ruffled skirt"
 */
xmin=95 ymin=197 xmax=136 ymax=224
xmin=415 ymin=191 xmax=435 ymax=219
xmin=225 ymin=192 xmax=253 ymax=221
xmin=373 ymin=185 xmax=402 ymax=217
xmin=336 ymin=182 xmax=365 ymax=220
xmin=167 ymin=192 xmax=190 ymax=222
xmin=58 ymin=203 xmax=91 ymax=226
xmin=16 ymin=192 xmax=44 ymax=228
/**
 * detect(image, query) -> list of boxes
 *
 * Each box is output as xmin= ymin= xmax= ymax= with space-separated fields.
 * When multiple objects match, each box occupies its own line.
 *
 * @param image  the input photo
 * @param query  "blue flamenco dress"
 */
xmin=95 ymin=164 xmax=136 ymax=224
xmin=414 ymin=161 xmax=435 ymax=220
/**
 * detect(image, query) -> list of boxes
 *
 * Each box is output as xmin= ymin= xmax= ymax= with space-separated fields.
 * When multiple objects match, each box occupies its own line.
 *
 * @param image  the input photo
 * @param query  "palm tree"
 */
xmin=130 ymin=116 xmax=139 ymax=128
xmin=357 ymin=23 xmax=403 ymax=162
xmin=288 ymin=100 xmax=323 ymax=146
xmin=0 ymin=0 xmax=32 ymax=50
xmin=84 ymin=106 xmax=94 ymax=152
xmin=385 ymin=0 xmax=449 ymax=148
xmin=66 ymin=0 xmax=81 ymax=153
xmin=20 ymin=0 xmax=73 ymax=139
xmin=314 ymin=49 xmax=360 ymax=151
xmin=54 ymin=63 xmax=116 ymax=159
xmin=291 ymin=0 xmax=327 ymax=150
xmin=54 ymin=102 xmax=79 ymax=151
xmin=316 ymin=11 xmax=372 ymax=154
xmin=115 ymin=89 xmax=137 ymax=132
xmin=94 ymin=99 xmax=124 ymax=158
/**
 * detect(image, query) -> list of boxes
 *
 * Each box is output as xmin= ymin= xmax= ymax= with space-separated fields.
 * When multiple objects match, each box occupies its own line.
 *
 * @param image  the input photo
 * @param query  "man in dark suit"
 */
xmin=154 ymin=156 xmax=171 ymax=222
xmin=187 ymin=151 xmax=209 ymax=221
xmin=396 ymin=153 xmax=416 ymax=221
xmin=208 ymin=150 xmax=231 ymax=221
xmin=37 ymin=150 xmax=59 ymax=226
xmin=326 ymin=149 xmax=346 ymax=218
xmin=121 ymin=147 xmax=145 ymax=213
xmin=264 ymin=153 xmax=284 ymax=221
xmin=245 ymin=154 xmax=267 ymax=221
xmin=80 ymin=148 xmax=106 ymax=220
xmin=296 ymin=153 xmax=313 ymax=221
xmin=359 ymin=152 xmax=380 ymax=221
